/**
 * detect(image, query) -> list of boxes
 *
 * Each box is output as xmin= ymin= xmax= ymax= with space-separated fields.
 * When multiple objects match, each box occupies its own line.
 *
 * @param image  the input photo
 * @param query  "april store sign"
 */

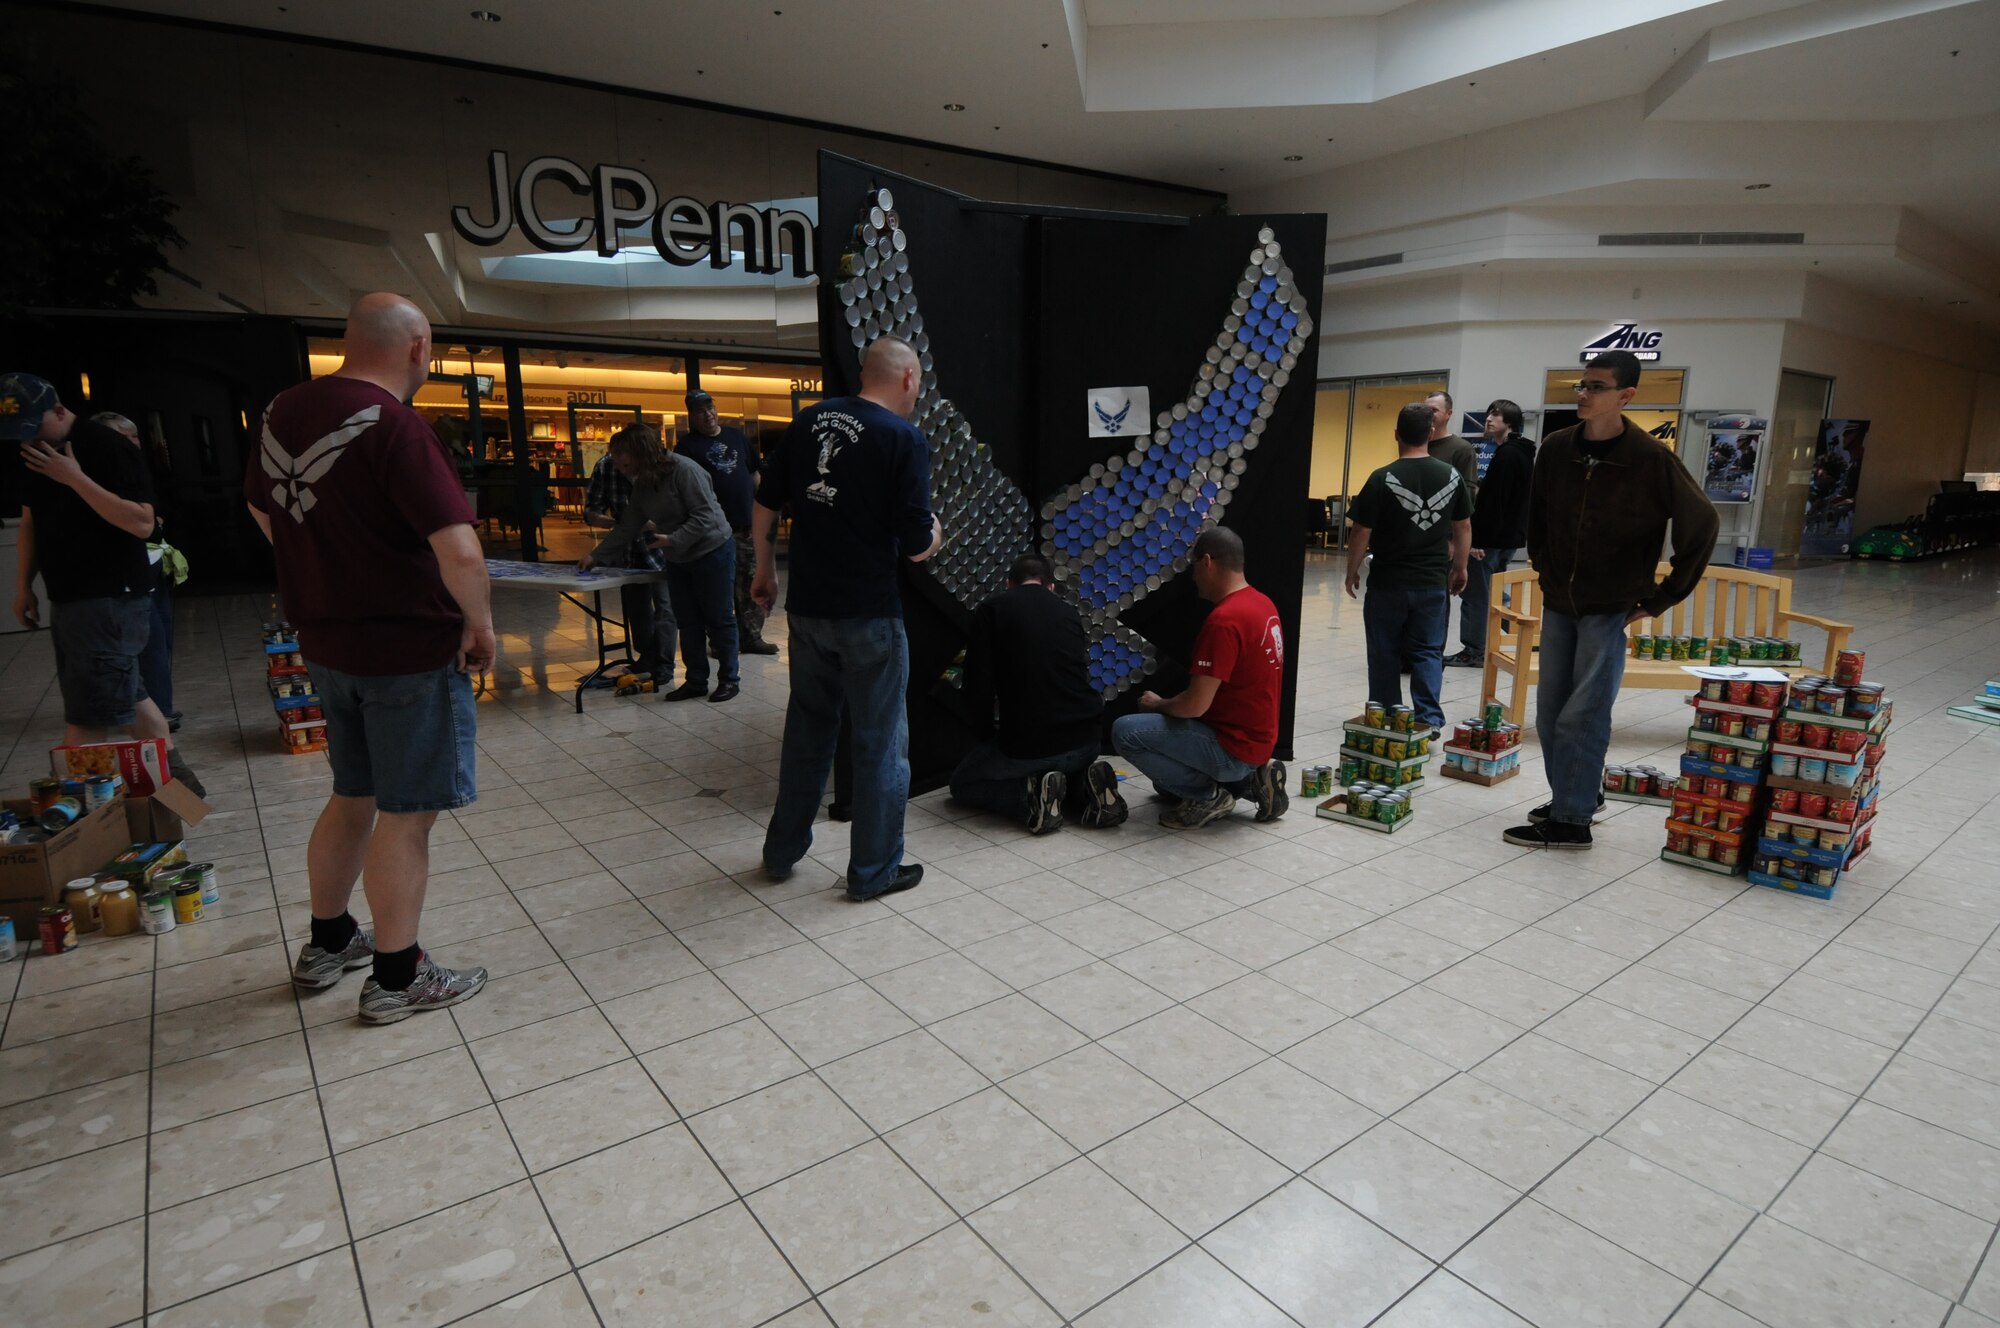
xmin=451 ymin=151 xmax=816 ymax=278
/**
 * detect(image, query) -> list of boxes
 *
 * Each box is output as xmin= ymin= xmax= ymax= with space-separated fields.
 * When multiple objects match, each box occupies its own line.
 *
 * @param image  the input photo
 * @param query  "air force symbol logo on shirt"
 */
xmin=1087 ymin=387 xmax=1149 ymax=439
xmin=262 ymin=405 xmax=378 ymax=522
xmin=1384 ymin=470 xmax=1460 ymax=532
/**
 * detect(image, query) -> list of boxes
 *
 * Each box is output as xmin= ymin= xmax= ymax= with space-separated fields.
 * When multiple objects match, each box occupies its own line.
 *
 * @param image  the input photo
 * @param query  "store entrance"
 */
xmin=1540 ymin=365 xmax=1687 ymax=449
xmin=1311 ymin=371 xmax=1451 ymax=551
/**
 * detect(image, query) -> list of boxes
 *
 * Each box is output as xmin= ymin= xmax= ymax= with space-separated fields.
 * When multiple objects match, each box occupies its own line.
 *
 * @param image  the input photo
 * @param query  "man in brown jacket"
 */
xmin=1504 ymin=350 xmax=1718 ymax=849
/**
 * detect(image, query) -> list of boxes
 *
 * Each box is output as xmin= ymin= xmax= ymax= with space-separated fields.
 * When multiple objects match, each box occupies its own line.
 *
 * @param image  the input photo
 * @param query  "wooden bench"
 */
xmin=1479 ymin=563 xmax=1854 ymax=726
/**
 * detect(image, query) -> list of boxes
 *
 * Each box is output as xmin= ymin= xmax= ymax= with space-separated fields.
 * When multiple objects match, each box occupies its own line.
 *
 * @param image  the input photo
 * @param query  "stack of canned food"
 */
xmin=1769 ymin=716 xmax=1869 ymax=786
xmin=1297 ymin=766 xmax=1337 ymax=798
xmin=1694 ymin=677 xmax=1788 ymax=710
xmin=1450 ymin=704 xmax=1523 ymax=754
xmin=1632 ymin=633 xmax=1803 ymax=664
xmin=1662 ymin=824 xmax=1747 ymax=869
xmin=1604 ymin=765 xmax=1672 ymax=799
xmin=1357 ymin=702 xmax=1428 ymax=735
xmin=1682 ymin=732 xmax=1769 ymax=772
xmin=266 ymin=621 xmax=329 ymax=753
xmin=1343 ymin=783 xmax=1413 ymax=826
xmin=1752 ymin=855 xmax=1842 ymax=891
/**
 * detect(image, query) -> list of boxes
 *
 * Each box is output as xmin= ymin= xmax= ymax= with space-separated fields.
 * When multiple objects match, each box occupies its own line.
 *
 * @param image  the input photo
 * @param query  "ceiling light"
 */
xmin=707 ymin=364 xmax=748 ymax=372
xmin=470 ymin=9 xmax=501 ymax=21
xmin=943 ymin=103 xmax=965 ymax=111
xmin=1744 ymin=182 xmax=1771 ymax=190
xmin=1283 ymin=155 xmax=1303 ymax=162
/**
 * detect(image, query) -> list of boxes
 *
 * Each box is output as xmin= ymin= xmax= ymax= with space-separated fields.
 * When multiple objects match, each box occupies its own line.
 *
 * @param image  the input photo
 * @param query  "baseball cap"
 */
xmin=686 ymin=389 xmax=715 ymax=407
xmin=0 ymin=372 xmax=60 ymax=442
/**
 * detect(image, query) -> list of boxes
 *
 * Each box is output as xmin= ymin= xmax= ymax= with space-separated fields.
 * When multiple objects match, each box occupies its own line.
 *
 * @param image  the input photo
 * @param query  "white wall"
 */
xmin=1964 ymin=372 xmax=2000 ymax=474
xmin=1779 ymin=322 xmax=1979 ymax=532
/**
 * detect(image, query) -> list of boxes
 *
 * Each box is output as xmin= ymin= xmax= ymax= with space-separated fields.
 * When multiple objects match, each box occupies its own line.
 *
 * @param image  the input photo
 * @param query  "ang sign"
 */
xmin=1580 ymin=322 xmax=1664 ymax=363
xmin=451 ymin=150 xmax=815 ymax=278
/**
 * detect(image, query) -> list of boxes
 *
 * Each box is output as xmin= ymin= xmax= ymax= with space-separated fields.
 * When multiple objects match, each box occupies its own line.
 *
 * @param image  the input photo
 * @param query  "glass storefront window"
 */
xmin=1541 ymin=365 xmax=1687 ymax=451
xmin=303 ymin=333 xmax=821 ymax=559
xmin=1542 ymin=366 xmax=1686 ymax=407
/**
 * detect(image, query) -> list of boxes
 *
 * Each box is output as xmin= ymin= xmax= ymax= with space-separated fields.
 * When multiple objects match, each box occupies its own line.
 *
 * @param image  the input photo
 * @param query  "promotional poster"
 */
xmin=1801 ymin=419 xmax=1870 ymax=555
xmin=1700 ymin=418 xmax=1765 ymax=505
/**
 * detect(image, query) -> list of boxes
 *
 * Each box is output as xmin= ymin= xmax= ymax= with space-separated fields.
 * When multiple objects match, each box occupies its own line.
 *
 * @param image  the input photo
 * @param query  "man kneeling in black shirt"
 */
xmin=949 ymin=555 xmax=1128 ymax=834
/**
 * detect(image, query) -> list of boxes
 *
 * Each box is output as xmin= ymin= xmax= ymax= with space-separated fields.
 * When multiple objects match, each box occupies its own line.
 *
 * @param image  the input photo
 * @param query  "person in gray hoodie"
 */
xmin=579 ymin=424 xmax=740 ymax=702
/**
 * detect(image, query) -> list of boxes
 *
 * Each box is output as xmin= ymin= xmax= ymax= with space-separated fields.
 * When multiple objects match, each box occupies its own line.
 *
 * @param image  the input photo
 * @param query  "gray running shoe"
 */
xmin=1025 ymin=770 xmax=1067 ymax=836
xmin=1077 ymin=760 xmax=1129 ymax=829
xmin=358 ymin=956 xmax=488 ymax=1024
xmin=1251 ymin=759 xmax=1289 ymax=823
xmin=292 ymin=928 xmax=376 ymax=990
xmin=1161 ymin=787 xmax=1236 ymax=831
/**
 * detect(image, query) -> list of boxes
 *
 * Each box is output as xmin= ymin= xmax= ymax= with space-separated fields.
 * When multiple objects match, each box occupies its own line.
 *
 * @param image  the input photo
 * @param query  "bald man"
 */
xmin=247 ymin=292 xmax=494 ymax=1024
xmin=751 ymin=334 xmax=942 ymax=901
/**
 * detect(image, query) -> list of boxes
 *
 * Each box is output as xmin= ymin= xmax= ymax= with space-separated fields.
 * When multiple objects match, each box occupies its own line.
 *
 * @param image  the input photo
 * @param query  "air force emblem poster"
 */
xmin=1087 ymin=386 xmax=1149 ymax=439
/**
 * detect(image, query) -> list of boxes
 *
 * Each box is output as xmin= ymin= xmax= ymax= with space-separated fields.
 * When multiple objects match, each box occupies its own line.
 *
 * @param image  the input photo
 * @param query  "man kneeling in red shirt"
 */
xmin=1112 ymin=527 xmax=1288 ymax=830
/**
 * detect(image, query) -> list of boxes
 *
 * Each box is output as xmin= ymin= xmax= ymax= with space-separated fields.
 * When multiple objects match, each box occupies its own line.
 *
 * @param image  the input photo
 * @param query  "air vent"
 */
xmin=1598 ymin=231 xmax=1804 ymax=246
xmin=1324 ymin=252 xmax=1403 ymax=275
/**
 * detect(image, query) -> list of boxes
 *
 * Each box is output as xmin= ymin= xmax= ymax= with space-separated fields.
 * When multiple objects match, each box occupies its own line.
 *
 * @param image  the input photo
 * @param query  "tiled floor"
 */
xmin=4 ymin=550 xmax=2000 ymax=1328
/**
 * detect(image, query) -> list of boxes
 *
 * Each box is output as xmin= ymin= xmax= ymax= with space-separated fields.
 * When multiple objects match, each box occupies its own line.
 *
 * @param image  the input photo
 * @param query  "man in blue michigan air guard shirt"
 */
xmin=751 ymin=336 xmax=942 ymax=901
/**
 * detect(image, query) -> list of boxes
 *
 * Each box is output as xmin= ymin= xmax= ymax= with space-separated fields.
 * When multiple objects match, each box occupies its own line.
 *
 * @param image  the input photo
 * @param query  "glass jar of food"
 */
xmin=60 ymin=878 xmax=102 ymax=934
xmin=97 ymin=881 xmax=141 ymax=937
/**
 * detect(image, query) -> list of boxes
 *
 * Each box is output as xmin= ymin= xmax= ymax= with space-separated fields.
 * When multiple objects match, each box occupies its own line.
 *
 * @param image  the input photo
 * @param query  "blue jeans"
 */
xmin=1537 ymin=609 xmax=1630 ymax=825
xmin=950 ymin=739 xmax=1101 ymax=823
xmin=669 ymin=541 xmax=739 ymax=687
xmin=138 ymin=585 xmax=175 ymax=716
xmin=50 ymin=594 xmax=151 ymax=728
xmin=765 ymin=616 xmax=909 ymax=893
xmin=1112 ymin=714 xmax=1256 ymax=803
xmin=1457 ymin=548 xmax=1514 ymax=656
xmin=619 ymin=577 xmax=675 ymax=681
xmin=1363 ymin=587 xmax=1449 ymax=728
xmin=306 ymin=661 xmax=477 ymax=813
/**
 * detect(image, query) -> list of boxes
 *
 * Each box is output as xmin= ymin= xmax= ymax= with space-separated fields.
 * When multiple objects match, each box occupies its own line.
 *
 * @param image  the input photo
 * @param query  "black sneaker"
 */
xmin=168 ymin=756 xmax=206 ymax=799
xmin=660 ymin=681 xmax=708 ymax=702
xmin=1528 ymin=796 xmax=1605 ymax=823
xmin=1443 ymin=650 xmax=1485 ymax=668
xmin=1025 ymin=771 xmax=1066 ymax=836
xmin=1077 ymin=760 xmax=1129 ymax=829
xmin=1503 ymin=820 xmax=1594 ymax=849
xmin=847 ymin=863 xmax=924 ymax=902
xmin=1250 ymin=759 xmax=1289 ymax=823
xmin=169 ymin=710 xmax=184 ymax=733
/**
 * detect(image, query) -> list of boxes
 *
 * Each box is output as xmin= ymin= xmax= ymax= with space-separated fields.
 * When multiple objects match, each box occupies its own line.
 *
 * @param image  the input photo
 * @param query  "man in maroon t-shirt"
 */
xmin=1111 ymin=526 xmax=1289 ymax=830
xmin=246 ymin=292 xmax=495 ymax=1025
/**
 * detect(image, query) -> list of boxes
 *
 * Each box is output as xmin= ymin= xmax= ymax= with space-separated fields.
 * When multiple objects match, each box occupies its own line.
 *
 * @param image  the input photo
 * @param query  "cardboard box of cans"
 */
xmin=0 ymin=782 xmax=209 ymax=934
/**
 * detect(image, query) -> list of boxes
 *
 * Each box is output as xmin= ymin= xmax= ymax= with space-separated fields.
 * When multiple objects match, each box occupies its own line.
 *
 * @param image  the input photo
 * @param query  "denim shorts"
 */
xmin=50 ymin=594 xmax=151 ymax=727
xmin=306 ymin=660 xmax=477 ymax=813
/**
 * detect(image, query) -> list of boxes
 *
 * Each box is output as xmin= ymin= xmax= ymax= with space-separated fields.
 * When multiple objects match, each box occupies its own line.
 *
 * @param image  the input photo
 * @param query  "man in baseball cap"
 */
xmin=6 ymin=371 xmax=206 ymax=795
xmin=678 ymin=388 xmax=777 ymax=659
xmin=0 ymin=371 xmax=61 ymax=441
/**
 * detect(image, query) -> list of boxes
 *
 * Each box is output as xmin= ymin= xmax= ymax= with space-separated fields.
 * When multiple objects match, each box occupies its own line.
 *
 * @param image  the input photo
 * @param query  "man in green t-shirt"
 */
xmin=1345 ymin=402 xmax=1473 ymax=729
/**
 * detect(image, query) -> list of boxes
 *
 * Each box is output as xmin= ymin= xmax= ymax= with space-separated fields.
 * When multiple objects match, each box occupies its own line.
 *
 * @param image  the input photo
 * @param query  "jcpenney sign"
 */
xmin=450 ymin=150 xmax=816 ymax=277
